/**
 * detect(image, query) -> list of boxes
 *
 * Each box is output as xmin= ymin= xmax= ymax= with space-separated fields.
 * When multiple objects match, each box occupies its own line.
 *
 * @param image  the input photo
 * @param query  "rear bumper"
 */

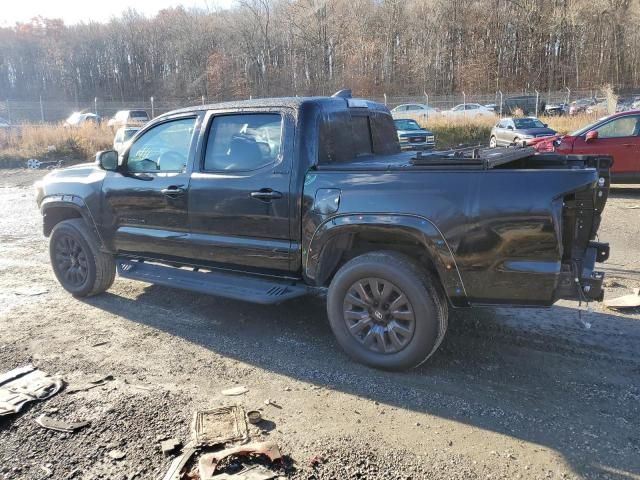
xmin=556 ymin=241 xmax=609 ymax=302
xmin=553 ymin=154 xmax=612 ymax=302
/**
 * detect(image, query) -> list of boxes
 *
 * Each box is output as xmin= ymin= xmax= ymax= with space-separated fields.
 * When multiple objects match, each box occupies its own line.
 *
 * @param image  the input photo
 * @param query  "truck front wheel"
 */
xmin=49 ymin=219 xmax=116 ymax=297
xmin=327 ymin=251 xmax=448 ymax=370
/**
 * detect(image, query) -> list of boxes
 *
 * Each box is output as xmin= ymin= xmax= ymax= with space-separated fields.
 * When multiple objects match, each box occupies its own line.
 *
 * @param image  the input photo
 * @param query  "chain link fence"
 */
xmin=0 ymin=89 xmax=611 ymax=124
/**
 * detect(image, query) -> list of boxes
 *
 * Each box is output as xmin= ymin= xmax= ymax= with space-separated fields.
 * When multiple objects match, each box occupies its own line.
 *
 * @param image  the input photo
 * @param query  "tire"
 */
xmin=49 ymin=219 xmax=116 ymax=297
xmin=327 ymin=251 xmax=448 ymax=370
xmin=489 ymin=136 xmax=497 ymax=148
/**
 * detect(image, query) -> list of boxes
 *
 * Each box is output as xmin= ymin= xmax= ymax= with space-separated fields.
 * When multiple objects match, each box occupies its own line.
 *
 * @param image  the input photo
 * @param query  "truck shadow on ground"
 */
xmin=86 ymin=286 xmax=640 ymax=479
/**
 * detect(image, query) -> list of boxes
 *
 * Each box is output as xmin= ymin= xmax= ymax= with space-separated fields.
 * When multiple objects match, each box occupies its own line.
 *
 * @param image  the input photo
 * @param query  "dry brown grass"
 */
xmin=415 ymin=113 xmax=602 ymax=148
xmin=0 ymin=123 xmax=113 ymax=167
xmin=544 ymin=113 xmax=602 ymax=135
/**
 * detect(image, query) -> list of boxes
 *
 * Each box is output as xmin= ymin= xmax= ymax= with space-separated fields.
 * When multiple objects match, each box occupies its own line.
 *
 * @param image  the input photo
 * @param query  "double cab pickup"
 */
xmin=36 ymin=92 xmax=611 ymax=370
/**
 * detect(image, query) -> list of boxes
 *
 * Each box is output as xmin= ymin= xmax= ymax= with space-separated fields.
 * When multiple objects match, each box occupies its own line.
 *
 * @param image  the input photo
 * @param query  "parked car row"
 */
xmin=390 ymin=102 xmax=495 ymax=121
xmin=62 ymin=109 xmax=150 ymax=129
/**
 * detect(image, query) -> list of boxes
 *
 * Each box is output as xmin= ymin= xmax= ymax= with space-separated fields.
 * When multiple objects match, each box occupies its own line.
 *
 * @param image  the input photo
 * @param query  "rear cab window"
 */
xmin=319 ymin=107 xmax=399 ymax=165
xmin=130 ymin=110 xmax=149 ymax=121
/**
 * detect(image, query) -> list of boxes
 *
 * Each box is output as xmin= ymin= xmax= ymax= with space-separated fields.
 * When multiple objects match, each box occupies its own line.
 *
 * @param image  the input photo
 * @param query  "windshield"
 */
xmin=513 ymin=118 xmax=545 ymax=129
xmin=394 ymin=119 xmax=421 ymax=131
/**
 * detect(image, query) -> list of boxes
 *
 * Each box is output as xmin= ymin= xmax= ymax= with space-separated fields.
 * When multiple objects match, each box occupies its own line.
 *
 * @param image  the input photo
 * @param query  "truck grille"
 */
xmin=409 ymin=137 xmax=426 ymax=143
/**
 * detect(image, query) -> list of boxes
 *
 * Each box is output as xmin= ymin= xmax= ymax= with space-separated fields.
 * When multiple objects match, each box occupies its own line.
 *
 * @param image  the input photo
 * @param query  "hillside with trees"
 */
xmin=0 ymin=0 xmax=638 ymax=102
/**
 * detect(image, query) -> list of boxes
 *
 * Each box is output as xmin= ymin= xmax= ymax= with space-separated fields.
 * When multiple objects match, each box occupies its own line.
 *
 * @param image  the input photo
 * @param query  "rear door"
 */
xmin=186 ymin=110 xmax=294 ymax=273
xmin=100 ymin=114 xmax=200 ymax=260
xmin=572 ymin=114 xmax=640 ymax=175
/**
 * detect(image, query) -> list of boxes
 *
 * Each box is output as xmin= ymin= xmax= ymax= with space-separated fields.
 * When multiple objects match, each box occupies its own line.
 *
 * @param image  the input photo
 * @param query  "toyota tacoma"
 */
xmin=35 ymin=92 xmax=611 ymax=370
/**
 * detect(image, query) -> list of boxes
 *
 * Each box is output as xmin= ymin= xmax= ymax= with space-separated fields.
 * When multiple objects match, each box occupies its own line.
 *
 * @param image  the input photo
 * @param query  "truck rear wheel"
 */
xmin=49 ymin=219 xmax=115 ymax=297
xmin=327 ymin=251 xmax=448 ymax=370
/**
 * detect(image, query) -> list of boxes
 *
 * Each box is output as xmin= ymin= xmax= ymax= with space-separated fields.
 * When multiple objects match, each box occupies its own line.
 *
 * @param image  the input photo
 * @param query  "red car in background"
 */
xmin=533 ymin=110 xmax=640 ymax=183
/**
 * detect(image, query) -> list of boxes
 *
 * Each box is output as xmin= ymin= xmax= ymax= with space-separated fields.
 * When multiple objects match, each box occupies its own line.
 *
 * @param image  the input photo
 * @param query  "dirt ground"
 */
xmin=0 ymin=168 xmax=639 ymax=480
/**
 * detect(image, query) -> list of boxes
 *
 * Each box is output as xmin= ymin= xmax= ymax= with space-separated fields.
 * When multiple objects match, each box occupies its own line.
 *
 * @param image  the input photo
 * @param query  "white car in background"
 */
xmin=113 ymin=126 xmax=140 ymax=154
xmin=107 ymin=109 xmax=150 ymax=130
xmin=390 ymin=103 xmax=439 ymax=122
xmin=442 ymin=103 xmax=495 ymax=119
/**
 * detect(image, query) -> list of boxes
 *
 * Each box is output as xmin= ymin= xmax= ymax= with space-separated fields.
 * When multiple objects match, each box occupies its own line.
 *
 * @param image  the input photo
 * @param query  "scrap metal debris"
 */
xmin=0 ymin=364 xmax=36 ymax=386
xmin=198 ymin=442 xmax=282 ymax=480
xmin=26 ymin=159 xmax=63 ymax=170
xmin=14 ymin=286 xmax=49 ymax=296
xmin=207 ymin=464 xmax=279 ymax=480
xmin=221 ymin=386 xmax=249 ymax=396
xmin=263 ymin=399 xmax=281 ymax=409
xmin=161 ymin=446 xmax=198 ymax=480
xmin=160 ymin=438 xmax=183 ymax=456
xmin=65 ymin=374 xmax=114 ymax=394
xmin=0 ymin=365 xmax=63 ymax=416
xmin=246 ymin=410 xmax=262 ymax=425
xmin=605 ymin=288 xmax=640 ymax=309
xmin=162 ymin=406 xmax=286 ymax=480
xmin=35 ymin=414 xmax=90 ymax=433
xmin=193 ymin=406 xmax=249 ymax=446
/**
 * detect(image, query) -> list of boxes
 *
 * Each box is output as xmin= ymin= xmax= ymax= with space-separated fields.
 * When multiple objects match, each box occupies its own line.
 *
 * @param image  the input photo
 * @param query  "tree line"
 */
xmin=0 ymin=0 xmax=638 ymax=103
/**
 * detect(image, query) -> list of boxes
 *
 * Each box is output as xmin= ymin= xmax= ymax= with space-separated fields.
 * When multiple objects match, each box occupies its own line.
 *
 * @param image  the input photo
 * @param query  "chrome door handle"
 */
xmin=250 ymin=189 xmax=283 ymax=201
xmin=161 ymin=186 xmax=186 ymax=197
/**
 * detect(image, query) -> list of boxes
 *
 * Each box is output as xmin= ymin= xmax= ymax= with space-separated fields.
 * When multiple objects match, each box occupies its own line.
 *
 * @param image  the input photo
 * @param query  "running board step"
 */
xmin=116 ymin=259 xmax=309 ymax=304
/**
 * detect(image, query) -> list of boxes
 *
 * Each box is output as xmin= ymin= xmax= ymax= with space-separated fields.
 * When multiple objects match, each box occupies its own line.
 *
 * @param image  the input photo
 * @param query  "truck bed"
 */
xmin=305 ymin=150 xmax=611 ymax=307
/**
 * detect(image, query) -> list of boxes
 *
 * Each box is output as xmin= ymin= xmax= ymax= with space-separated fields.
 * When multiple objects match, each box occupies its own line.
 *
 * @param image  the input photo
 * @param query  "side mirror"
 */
xmin=96 ymin=150 xmax=119 ymax=171
xmin=543 ymin=123 xmax=548 ymax=127
xmin=507 ymin=125 xmax=514 ymax=130
xmin=585 ymin=130 xmax=599 ymax=142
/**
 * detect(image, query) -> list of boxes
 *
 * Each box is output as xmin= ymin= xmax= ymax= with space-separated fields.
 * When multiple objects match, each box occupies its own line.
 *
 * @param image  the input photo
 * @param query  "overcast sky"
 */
xmin=1 ymin=0 xmax=236 ymax=26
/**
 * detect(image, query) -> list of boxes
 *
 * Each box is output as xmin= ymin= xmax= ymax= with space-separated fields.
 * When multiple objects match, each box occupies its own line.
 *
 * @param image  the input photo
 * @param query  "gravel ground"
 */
xmin=0 ymin=169 xmax=639 ymax=480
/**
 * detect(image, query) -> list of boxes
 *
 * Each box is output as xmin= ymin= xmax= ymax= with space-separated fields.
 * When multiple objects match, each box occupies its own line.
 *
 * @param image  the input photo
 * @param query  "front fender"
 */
xmin=40 ymin=196 xmax=104 ymax=246
xmin=304 ymin=213 xmax=468 ymax=307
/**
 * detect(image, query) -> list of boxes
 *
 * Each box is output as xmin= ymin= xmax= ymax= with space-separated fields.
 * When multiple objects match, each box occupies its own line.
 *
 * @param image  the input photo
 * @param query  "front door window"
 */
xmin=127 ymin=118 xmax=196 ymax=172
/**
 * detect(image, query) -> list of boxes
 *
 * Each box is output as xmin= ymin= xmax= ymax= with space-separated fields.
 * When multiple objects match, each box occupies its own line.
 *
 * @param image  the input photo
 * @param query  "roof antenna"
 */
xmin=331 ymin=89 xmax=352 ymax=99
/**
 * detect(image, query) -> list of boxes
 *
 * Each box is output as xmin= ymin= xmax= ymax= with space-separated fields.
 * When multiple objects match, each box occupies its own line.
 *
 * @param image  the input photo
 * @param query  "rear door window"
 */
xmin=203 ymin=113 xmax=282 ymax=171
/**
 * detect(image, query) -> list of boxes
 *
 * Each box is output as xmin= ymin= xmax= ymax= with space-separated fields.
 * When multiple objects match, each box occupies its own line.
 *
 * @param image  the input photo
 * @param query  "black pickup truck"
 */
xmin=35 ymin=92 xmax=611 ymax=370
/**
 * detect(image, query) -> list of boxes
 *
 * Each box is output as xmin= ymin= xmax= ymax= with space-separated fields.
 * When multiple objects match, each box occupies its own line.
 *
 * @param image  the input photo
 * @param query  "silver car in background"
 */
xmin=490 ymin=117 xmax=557 ymax=147
xmin=390 ymin=103 xmax=439 ymax=122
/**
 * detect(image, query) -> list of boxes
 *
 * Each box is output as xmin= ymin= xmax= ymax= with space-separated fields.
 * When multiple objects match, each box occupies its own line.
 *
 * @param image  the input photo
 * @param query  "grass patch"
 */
xmin=0 ymin=123 xmax=113 ymax=168
xmin=416 ymin=113 xmax=602 ymax=148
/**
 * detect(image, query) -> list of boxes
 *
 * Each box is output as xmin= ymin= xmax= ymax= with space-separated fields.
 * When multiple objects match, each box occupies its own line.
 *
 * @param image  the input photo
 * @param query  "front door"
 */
xmin=572 ymin=114 xmax=640 ymax=176
xmin=187 ymin=111 xmax=294 ymax=273
xmin=100 ymin=115 xmax=200 ymax=261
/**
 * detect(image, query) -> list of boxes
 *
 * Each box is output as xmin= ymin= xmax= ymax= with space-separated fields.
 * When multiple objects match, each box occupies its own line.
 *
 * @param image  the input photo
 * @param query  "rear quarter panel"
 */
xmin=303 ymin=167 xmax=600 ymax=306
